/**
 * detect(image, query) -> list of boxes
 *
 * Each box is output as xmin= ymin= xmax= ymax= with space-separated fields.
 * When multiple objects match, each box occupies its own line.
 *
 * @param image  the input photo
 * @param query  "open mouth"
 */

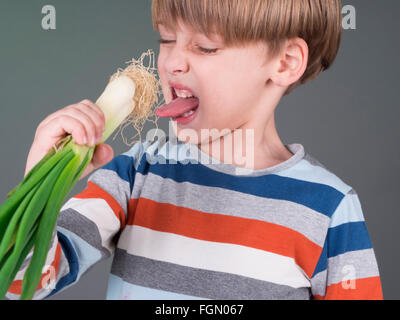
xmin=171 ymin=86 xmax=178 ymax=100
xmin=170 ymin=86 xmax=200 ymax=120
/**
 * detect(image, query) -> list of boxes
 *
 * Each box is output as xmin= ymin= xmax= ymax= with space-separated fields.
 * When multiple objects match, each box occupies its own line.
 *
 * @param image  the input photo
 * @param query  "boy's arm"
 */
xmin=310 ymin=189 xmax=383 ymax=300
xmin=5 ymin=149 xmax=140 ymax=300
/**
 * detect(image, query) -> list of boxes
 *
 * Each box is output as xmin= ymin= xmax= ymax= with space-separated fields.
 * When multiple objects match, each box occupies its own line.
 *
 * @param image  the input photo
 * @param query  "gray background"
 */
xmin=0 ymin=0 xmax=398 ymax=300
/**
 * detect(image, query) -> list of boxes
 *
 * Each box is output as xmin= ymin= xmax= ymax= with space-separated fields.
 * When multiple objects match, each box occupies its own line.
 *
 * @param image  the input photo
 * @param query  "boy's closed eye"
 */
xmin=157 ymin=38 xmax=219 ymax=54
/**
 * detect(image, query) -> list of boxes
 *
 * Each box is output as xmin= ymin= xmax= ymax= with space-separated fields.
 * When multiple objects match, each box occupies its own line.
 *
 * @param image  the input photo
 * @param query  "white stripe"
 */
xmin=329 ymin=193 xmax=365 ymax=228
xmin=61 ymin=197 xmax=120 ymax=253
xmin=14 ymin=234 xmax=59 ymax=281
xmin=121 ymin=140 xmax=152 ymax=170
xmin=277 ymin=159 xmax=352 ymax=195
xmin=118 ymin=225 xmax=311 ymax=289
xmin=325 ymin=249 xmax=380 ymax=286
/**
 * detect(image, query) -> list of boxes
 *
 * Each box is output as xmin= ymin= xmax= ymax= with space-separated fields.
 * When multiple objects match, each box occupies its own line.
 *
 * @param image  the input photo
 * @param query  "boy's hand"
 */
xmin=25 ymin=99 xmax=114 ymax=181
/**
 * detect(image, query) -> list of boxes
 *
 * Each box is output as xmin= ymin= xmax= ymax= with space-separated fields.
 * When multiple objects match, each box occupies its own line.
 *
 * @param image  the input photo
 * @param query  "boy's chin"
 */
xmin=171 ymin=122 xmax=201 ymax=145
xmin=170 ymin=121 xmax=233 ymax=147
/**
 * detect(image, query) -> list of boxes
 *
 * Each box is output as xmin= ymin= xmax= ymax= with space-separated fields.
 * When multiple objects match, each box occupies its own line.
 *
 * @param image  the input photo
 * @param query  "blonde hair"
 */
xmin=152 ymin=0 xmax=342 ymax=95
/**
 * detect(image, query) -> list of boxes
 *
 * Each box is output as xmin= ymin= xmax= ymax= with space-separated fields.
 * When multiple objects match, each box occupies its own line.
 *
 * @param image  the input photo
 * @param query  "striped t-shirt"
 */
xmin=7 ymin=136 xmax=383 ymax=300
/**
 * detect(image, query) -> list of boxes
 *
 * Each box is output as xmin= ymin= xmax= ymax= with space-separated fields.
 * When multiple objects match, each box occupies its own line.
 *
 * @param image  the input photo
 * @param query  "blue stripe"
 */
xmin=312 ymin=221 xmax=372 ymax=276
xmin=137 ymin=156 xmax=344 ymax=218
xmin=327 ymin=221 xmax=372 ymax=258
xmin=312 ymin=241 xmax=328 ymax=276
xmin=56 ymin=226 xmax=103 ymax=279
xmin=45 ymin=232 xmax=79 ymax=299
xmin=102 ymin=155 xmax=137 ymax=193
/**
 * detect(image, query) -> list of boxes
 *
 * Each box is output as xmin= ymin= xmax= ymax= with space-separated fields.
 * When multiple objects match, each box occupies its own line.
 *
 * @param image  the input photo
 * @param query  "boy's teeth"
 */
xmin=179 ymin=109 xmax=196 ymax=118
xmin=174 ymin=88 xmax=194 ymax=98
xmin=181 ymin=110 xmax=195 ymax=117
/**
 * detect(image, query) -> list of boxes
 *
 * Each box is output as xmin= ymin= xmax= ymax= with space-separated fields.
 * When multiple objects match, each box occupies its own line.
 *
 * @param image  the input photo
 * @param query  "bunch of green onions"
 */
xmin=0 ymin=50 xmax=160 ymax=300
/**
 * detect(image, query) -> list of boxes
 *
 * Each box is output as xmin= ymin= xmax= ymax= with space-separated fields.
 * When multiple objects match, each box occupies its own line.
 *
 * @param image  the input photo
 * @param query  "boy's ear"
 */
xmin=269 ymin=38 xmax=309 ymax=88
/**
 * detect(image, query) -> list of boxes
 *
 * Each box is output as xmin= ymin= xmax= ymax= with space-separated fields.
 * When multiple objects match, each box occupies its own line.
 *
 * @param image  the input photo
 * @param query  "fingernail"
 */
xmin=83 ymin=136 xmax=88 ymax=145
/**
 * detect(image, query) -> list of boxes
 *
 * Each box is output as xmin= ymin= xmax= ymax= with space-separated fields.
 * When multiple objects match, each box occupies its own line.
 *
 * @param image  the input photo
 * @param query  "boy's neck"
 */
xmin=197 ymin=113 xmax=293 ymax=171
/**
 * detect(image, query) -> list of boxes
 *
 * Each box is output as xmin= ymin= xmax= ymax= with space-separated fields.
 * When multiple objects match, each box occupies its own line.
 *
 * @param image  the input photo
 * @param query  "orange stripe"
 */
xmin=9 ymin=242 xmax=62 ymax=295
xmin=313 ymin=276 xmax=383 ymax=300
xmin=74 ymin=181 xmax=126 ymax=229
xmin=128 ymin=198 xmax=140 ymax=226
xmin=128 ymin=197 xmax=322 ymax=278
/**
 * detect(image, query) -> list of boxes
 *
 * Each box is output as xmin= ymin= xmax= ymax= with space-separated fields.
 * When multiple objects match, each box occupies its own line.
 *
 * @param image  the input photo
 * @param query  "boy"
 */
xmin=7 ymin=0 xmax=382 ymax=300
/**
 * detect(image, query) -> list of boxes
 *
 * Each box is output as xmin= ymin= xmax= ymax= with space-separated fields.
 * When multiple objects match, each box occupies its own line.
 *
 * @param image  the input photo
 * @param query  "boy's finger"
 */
xmin=80 ymin=99 xmax=106 ymax=123
xmin=38 ymin=115 xmax=89 ymax=146
xmin=77 ymin=144 xmax=114 ymax=181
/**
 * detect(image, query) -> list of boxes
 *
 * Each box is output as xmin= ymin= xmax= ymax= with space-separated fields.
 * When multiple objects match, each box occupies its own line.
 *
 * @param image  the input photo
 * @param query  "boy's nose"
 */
xmin=165 ymin=47 xmax=189 ymax=75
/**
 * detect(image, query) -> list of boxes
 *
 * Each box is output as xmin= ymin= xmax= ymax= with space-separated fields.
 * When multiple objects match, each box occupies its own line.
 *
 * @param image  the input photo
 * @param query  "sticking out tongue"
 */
xmin=155 ymin=97 xmax=199 ymax=118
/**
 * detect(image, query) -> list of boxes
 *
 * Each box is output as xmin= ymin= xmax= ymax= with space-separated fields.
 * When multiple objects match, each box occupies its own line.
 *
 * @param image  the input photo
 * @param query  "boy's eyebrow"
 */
xmin=199 ymin=32 xmax=223 ymax=43
xmin=158 ymin=23 xmax=172 ymax=32
xmin=157 ymin=23 xmax=176 ymax=34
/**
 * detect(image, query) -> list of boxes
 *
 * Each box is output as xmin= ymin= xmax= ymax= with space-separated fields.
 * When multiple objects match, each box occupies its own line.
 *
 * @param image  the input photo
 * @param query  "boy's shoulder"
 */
xmin=284 ymin=148 xmax=362 ymax=221
xmin=279 ymin=146 xmax=359 ymax=218
xmin=277 ymin=146 xmax=353 ymax=195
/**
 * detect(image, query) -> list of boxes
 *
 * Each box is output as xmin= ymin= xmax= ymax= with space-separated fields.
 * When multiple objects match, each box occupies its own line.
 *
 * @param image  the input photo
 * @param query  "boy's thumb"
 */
xmin=77 ymin=144 xmax=114 ymax=182
xmin=92 ymin=143 xmax=114 ymax=169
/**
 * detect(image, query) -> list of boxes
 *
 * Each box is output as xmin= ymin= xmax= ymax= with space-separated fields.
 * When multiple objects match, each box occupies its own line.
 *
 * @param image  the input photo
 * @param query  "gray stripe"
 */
xmin=310 ymin=249 xmax=380 ymax=297
xmin=310 ymin=269 xmax=327 ymax=297
xmin=111 ymin=249 xmax=311 ymax=300
xmin=131 ymin=170 xmax=147 ymax=200
xmin=134 ymin=171 xmax=329 ymax=246
xmin=89 ymin=169 xmax=130 ymax=218
xmin=326 ymin=248 xmax=380 ymax=286
xmin=57 ymin=208 xmax=111 ymax=257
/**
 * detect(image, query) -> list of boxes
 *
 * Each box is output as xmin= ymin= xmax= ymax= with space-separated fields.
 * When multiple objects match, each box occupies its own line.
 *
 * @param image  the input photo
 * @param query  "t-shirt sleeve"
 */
xmin=310 ymin=189 xmax=383 ymax=300
xmin=6 ymin=141 xmax=146 ymax=300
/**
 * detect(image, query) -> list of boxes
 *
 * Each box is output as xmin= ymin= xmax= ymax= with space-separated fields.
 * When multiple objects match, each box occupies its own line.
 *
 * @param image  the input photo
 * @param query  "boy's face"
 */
xmin=157 ymin=20 xmax=276 ymax=144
